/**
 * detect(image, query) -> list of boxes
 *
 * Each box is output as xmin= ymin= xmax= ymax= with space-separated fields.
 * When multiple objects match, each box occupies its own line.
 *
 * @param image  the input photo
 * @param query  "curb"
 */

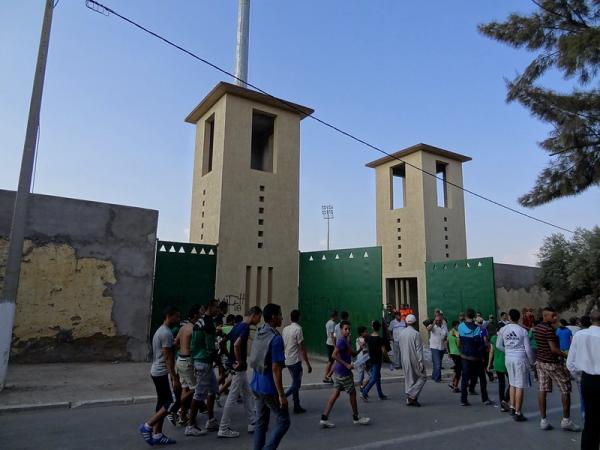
xmin=0 ymin=373 xmax=453 ymax=414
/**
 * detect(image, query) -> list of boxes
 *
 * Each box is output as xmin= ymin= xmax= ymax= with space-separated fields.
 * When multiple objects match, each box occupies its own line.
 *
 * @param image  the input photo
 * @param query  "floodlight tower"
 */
xmin=321 ymin=204 xmax=334 ymax=250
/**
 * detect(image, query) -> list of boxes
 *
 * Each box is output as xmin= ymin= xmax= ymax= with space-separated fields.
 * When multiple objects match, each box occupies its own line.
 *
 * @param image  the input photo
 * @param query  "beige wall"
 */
xmin=190 ymin=92 xmax=302 ymax=316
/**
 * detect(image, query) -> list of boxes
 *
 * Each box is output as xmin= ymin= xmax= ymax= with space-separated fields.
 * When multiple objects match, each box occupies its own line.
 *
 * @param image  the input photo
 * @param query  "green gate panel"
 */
xmin=151 ymin=240 xmax=217 ymax=333
xmin=425 ymin=257 xmax=496 ymax=324
xmin=299 ymin=247 xmax=382 ymax=356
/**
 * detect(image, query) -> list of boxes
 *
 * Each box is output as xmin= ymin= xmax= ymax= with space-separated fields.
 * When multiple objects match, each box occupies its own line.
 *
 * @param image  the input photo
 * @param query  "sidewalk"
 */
xmin=0 ymin=355 xmax=453 ymax=413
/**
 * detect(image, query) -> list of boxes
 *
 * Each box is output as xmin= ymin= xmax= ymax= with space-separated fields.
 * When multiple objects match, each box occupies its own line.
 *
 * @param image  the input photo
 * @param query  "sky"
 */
xmin=1 ymin=1 xmax=598 ymax=267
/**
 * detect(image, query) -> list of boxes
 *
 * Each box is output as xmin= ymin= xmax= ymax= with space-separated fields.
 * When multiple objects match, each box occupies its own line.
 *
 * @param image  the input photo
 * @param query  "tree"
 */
xmin=479 ymin=1 xmax=600 ymax=207
xmin=537 ymin=226 xmax=600 ymax=311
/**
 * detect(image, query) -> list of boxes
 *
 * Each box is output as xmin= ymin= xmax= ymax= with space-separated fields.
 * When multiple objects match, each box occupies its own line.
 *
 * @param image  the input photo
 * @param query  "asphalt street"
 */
xmin=0 ymin=381 xmax=582 ymax=450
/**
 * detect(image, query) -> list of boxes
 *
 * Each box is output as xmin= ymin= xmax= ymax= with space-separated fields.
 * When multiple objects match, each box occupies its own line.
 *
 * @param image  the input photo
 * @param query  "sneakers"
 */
xmin=483 ymin=400 xmax=495 ymax=406
xmin=514 ymin=413 xmax=527 ymax=422
xmin=138 ymin=423 xmax=153 ymax=446
xmin=353 ymin=416 xmax=371 ymax=425
xmin=322 ymin=377 xmax=333 ymax=384
xmin=320 ymin=419 xmax=336 ymax=428
xmin=540 ymin=418 xmax=553 ymax=430
xmin=509 ymin=407 xmax=516 ymax=416
xmin=379 ymin=395 xmax=388 ymax=400
xmin=205 ymin=418 xmax=219 ymax=432
xmin=152 ymin=434 xmax=176 ymax=445
xmin=560 ymin=418 xmax=581 ymax=432
xmin=217 ymin=428 xmax=240 ymax=438
xmin=460 ymin=401 xmax=471 ymax=407
xmin=406 ymin=398 xmax=421 ymax=407
xmin=500 ymin=401 xmax=510 ymax=412
xmin=247 ymin=424 xmax=255 ymax=434
xmin=360 ymin=393 xmax=369 ymax=402
xmin=185 ymin=425 xmax=207 ymax=437
xmin=167 ymin=413 xmax=177 ymax=426
xmin=294 ymin=407 xmax=307 ymax=414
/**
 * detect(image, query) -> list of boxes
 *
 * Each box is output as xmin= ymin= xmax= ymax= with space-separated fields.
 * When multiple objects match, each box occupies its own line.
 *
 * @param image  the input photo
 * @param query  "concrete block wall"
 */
xmin=0 ymin=190 xmax=158 ymax=363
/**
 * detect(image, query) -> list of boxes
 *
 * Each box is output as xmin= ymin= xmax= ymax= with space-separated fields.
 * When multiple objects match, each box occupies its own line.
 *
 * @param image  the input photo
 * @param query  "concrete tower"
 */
xmin=186 ymin=82 xmax=313 ymax=313
xmin=366 ymin=143 xmax=471 ymax=323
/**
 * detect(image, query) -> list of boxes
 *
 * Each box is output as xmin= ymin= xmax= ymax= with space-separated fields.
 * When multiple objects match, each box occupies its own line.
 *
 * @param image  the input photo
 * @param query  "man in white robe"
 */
xmin=399 ymin=314 xmax=427 ymax=406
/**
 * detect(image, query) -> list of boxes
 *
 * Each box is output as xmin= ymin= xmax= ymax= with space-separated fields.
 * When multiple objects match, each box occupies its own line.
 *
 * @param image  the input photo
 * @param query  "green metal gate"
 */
xmin=151 ymin=240 xmax=217 ymax=333
xmin=299 ymin=247 xmax=382 ymax=356
xmin=425 ymin=257 xmax=496 ymax=323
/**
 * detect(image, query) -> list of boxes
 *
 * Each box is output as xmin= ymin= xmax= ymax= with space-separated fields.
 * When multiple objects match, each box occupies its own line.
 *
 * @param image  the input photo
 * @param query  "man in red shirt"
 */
xmin=533 ymin=307 xmax=580 ymax=432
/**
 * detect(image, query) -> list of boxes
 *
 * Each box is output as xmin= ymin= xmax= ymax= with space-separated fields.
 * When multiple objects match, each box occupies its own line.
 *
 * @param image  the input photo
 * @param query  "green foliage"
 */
xmin=479 ymin=1 xmax=600 ymax=207
xmin=538 ymin=226 xmax=600 ymax=311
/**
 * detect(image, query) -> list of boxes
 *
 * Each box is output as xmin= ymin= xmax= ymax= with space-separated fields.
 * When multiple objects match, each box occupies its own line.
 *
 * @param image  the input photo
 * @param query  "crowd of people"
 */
xmin=139 ymin=299 xmax=600 ymax=450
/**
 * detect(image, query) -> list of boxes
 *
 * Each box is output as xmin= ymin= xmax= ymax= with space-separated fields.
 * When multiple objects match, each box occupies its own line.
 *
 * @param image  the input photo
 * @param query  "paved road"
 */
xmin=0 ymin=381 xmax=581 ymax=450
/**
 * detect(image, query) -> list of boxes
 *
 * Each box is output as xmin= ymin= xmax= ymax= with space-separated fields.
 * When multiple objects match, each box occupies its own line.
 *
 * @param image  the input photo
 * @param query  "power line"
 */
xmin=84 ymin=0 xmax=575 ymax=234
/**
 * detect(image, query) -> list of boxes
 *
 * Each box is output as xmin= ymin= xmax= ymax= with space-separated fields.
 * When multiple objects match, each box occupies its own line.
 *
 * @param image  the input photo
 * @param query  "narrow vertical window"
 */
xmin=245 ymin=266 xmax=252 ymax=307
xmin=267 ymin=267 xmax=273 ymax=303
xmin=256 ymin=266 xmax=263 ymax=306
xmin=202 ymin=115 xmax=215 ymax=175
xmin=436 ymin=161 xmax=448 ymax=208
xmin=251 ymin=111 xmax=275 ymax=172
xmin=391 ymin=164 xmax=406 ymax=209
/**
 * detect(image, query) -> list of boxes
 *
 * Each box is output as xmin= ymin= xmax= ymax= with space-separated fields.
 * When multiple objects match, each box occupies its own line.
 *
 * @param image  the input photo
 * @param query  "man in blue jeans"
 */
xmin=360 ymin=321 xmax=388 ymax=401
xmin=427 ymin=313 xmax=448 ymax=382
xmin=249 ymin=303 xmax=290 ymax=450
xmin=282 ymin=309 xmax=312 ymax=414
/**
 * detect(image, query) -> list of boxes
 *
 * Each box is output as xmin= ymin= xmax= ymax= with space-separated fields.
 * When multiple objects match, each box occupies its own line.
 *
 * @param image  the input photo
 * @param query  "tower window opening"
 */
xmin=202 ymin=115 xmax=215 ymax=176
xmin=251 ymin=111 xmax=275 ymax=172
xmin=391 ymin=164 xmax=406 ymax=209
xmin=436 ymin=161 xmax=448 ymax=208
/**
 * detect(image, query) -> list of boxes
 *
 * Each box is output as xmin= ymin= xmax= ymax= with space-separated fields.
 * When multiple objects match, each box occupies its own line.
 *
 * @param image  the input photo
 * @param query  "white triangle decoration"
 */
xmin=208 ymin=249 xmax=215 ymax=255
xmin=349 ymin=253 xmax=354 ymax=259
xmin=335 ymin=254 xmax=339 ymax=259
xmin=169 ymin=245 xmax=176 ymax=253
xmin=322 ymin=255 xmax=326 ymax=260
xmin=466 ymin=263 xmax=471 ymax=268
xmin=191 ymin=247 xmax=197 ymax=254
xmin=178 ymin=246 xmax=185 ymax=253
xmin=309 ymin=256 xmax=314 ymax=261
xmin=477 ymin=261 xmax=483 ymax=267
xmin=159 ymin=245 xmax=166 ymax=252
xmin=200 ymin=248 xmax=206 ymax=255
xmin=363 ymin=252 xmax=369 ymax=258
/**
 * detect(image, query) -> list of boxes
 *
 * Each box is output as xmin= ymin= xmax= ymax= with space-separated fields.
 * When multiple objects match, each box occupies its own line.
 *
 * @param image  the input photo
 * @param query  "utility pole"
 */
xmin=0 ymin=0 xmax=54 ymax=390
xmin=234 ymin=0 xmax=250 ymax=86
xmin=321 ymin=205 xmax=334 ymax=251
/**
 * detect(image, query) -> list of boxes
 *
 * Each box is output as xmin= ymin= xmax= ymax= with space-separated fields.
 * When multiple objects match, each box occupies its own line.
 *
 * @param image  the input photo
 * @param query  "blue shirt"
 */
xmin=250 ymin=334 xmax=285 ymax=395
xmin=334 ymin=337 xmax=352 ymax=377
xmin=556 ymin=327 xmax=572 ymax=351
xmin=458 ymin=321 xmax=484 ymax=359
xmin=227 ymin=322 xmax=250 ymax=370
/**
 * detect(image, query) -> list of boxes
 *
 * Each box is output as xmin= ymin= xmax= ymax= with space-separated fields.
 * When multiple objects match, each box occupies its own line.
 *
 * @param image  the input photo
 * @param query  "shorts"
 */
xmin=175 ymin=357 xmax=196 ymax=389
xmin=193 ymin=361 xmax=219 ymax=401
xmin=450 ymin=354 xmax=462 ymax=376
xmin=151 ymin=374 xmax=179 ymax=414
xmin=536 ymin=361 xmax=571 ymax=394
xmin=326 ymin=345 xmax=335 ymax=363
xmin=333 ymin=374 xmax=355 ymax=394
xmin=505 ymin=358 xmax=530 ymax=389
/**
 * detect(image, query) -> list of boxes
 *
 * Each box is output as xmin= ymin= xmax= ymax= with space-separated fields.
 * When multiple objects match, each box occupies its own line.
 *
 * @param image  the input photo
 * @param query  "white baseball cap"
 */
xmin=405 ymin=314 xmax=417 ymax=324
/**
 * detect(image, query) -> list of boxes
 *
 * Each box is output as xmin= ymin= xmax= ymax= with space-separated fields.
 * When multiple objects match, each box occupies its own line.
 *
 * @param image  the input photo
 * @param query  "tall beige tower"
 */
xmin=186 ymin=82 xmax=313 ymax=314
xmin=366 ymin=143 xmax=471 ymax=323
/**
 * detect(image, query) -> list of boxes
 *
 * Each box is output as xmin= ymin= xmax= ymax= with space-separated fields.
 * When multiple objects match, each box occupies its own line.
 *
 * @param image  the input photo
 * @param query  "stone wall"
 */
xmin=0 ymin=190 xmax=158 ymax=363
xmin=494 ymin=263 xmax=549 ymax=315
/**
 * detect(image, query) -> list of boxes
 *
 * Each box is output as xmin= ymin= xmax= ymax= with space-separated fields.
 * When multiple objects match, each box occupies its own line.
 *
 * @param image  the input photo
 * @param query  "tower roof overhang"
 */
xmin=185 ymin=81 xmax=314 ymax=124
xmin=365 ymin=143 xmax=472 ymax=168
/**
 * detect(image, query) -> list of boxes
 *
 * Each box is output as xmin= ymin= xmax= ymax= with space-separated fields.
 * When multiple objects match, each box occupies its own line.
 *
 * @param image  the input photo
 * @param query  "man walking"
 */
xmin=249 ymin=303 xmax=290 ymax=450
xmin=174 ymin=305 xmax=202 ymax=425
xmin=567 ymin=309 xmax=600 ymax=450
xmin=282 ymin=309 xmax=312 ymax=414
xmin=399 ymin=314 xmax=427 ymax=406
xmin=323 ymin=310 xmax=338 ymax=384
xmin=459 ymin=309 xmax=493 ymax=407
xmin=139 ymin=306 xmax=181 ymax=446
xmin=361 ymin=320 xmax=387 ymax=401
xmin=319 ymin=320 xmax=370 ymax=428
xmin=447 ymin=320 xmax=462 ymax=393
xmin=186 ymin=300 xmax=219 ymax=437
xmin=497 ymin=309 xmax=534 ymax=421
xmin=218 ymin=306 xmax=262 ymax=438
xmin=427 ymin=313 xmax=448 ymax=383
xmin=389 ymin=311 xmax=405 ymax=369
xmin=533 ymin=307 xmax=580 ymax=432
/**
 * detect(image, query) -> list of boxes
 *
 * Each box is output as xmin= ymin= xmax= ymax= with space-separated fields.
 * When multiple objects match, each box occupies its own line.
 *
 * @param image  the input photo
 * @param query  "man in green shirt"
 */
xmin=447 ymin=321 xmax=462 ymax=393
xmin=488 ymin=323 xmax=510 ymax=411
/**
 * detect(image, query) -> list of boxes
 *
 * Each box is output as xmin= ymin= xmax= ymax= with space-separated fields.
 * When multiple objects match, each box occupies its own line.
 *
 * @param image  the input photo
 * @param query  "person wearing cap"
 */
xmin=399 ymin=314 xmax=427 ymax=406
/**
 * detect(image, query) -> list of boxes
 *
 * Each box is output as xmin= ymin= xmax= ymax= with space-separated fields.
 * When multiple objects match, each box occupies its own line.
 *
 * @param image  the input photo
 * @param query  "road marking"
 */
xmin=344 ymin=405 xmax=578 ymax=450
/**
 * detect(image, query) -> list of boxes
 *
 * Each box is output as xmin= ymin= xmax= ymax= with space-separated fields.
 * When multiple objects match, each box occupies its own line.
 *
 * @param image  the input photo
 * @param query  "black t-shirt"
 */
xmin=227 ymin=322 xmax=251 ymax=370
xmin=367 ymin=335 xmax=385 ymax=363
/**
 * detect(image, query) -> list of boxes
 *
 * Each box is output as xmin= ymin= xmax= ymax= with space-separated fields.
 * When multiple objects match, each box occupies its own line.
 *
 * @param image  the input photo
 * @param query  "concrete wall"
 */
xmin=0 ymin=190 xmax=158 ymax=363
xmin=494 ymin=263 xmax=549 ymax=315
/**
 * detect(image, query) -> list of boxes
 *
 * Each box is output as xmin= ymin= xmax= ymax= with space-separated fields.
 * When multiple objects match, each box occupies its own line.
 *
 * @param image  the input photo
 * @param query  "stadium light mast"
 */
xmin=321 ymin=205 xmax=334 ymax=251
xmin=234 ymin=0 xmax=250 ymax=86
